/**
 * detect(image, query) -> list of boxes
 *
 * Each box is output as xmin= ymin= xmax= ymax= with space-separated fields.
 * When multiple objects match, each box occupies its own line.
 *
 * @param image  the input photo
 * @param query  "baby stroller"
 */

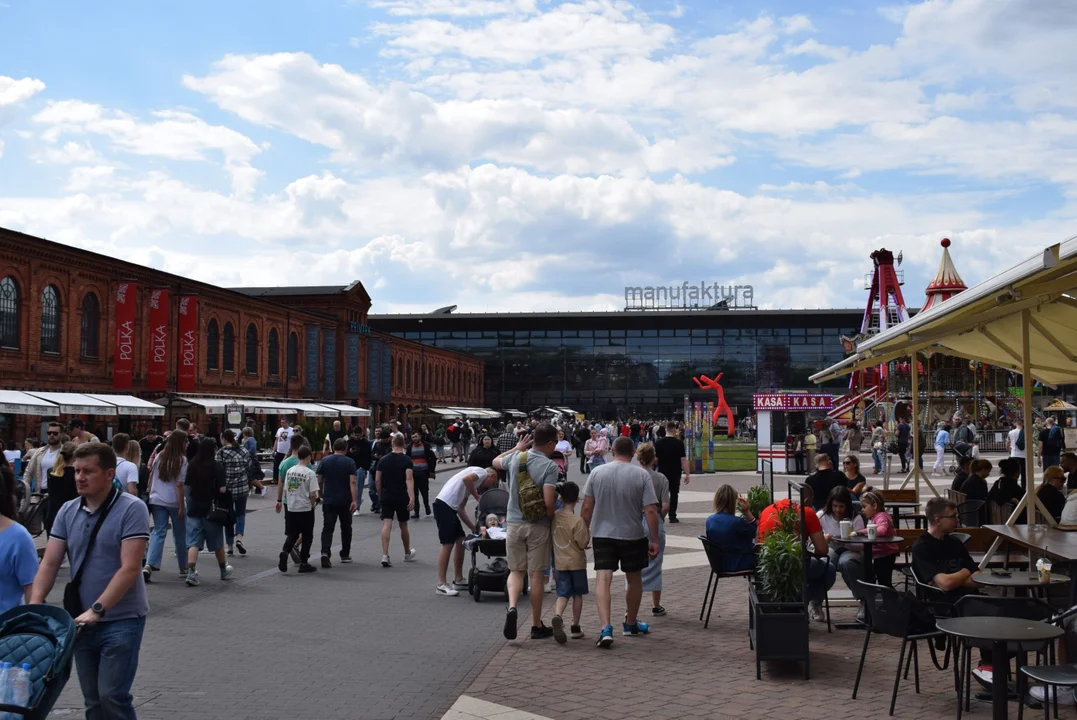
xmin=550 ymin=451 xmax=567 ymax=481
xmin=0 ymin=604 xmax=78 ymax=720
xmin=949 ymin=440 xmax=974 ymax=475
xmin=465 ymin=488 xmax=527 ymax=602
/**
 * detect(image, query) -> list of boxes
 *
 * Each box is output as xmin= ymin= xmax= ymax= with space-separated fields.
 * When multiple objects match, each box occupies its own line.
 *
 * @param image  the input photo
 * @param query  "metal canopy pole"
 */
xmin=900 ymin=352 xmax=940 ymax=497
xmin=979 ymin=309 xmax=1055 ymax=570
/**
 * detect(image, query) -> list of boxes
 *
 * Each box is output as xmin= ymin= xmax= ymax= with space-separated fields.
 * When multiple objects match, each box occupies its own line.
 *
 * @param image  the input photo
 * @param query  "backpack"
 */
xmin=515 ymin=451 xmax=547 ymax=522
xmin=1015 ymin=428 xmax=1025 ymax=452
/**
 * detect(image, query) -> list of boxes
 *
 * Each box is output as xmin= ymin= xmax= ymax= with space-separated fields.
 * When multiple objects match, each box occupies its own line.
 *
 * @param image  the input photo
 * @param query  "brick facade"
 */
xmin=0 ymin=227 xmax=483 ymax=443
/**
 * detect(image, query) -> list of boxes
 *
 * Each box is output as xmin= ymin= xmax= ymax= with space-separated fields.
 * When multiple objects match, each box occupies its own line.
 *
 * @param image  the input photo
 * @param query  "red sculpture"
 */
xmin=693 ymin=372 xmax=735 ymax=436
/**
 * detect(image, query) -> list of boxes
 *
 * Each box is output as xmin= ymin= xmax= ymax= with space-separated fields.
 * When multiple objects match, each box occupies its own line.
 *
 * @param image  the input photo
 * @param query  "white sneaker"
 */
xmin=435 ymin=584 xmax=459 ymax=596
xmin=1029 ymin=686 xmax=1058 ymax=703
xmin=543 ymin=581 xmax=555 ymax=594
xmin=353 ymin=510 xmax=360 ymax=516
xmin=404 ymin=549 xmax=418 ymax=562
xmin=381 ymin=555 xmax=392 ymax=567
xmin=808 ymin=602 xmax=825 ymax=623
xmin=220 ymin=565 xmax=234 ymax=581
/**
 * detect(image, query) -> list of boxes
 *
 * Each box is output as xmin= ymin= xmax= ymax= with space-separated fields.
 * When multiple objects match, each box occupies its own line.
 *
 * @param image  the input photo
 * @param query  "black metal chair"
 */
xmin=1014 ymin=604 xmax=1077 ymax=720
xmin=953 ymin=595 xmax=1056 ymax=718
xmin=956 ymin=500 xmax=986 ymax=527
xmin=697 ymin=535 xmax=754 ymax=629
xmin=853 ymin=580 xmax=946 ymax=716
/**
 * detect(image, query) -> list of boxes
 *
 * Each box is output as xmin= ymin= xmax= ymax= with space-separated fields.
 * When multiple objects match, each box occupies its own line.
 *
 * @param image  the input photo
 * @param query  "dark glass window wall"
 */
xmin=371 ymin=311 xmax=860 ymax=419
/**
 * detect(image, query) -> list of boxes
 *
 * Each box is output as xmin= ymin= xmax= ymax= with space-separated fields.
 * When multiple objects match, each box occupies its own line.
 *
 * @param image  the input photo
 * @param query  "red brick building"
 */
xmin=0 ymin=226 xmax=482 ymax=442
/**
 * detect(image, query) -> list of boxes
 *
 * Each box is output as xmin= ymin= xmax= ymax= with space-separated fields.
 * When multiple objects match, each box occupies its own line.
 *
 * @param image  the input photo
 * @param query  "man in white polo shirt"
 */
xmin=272 ymin=417 xmax=294 ymax=485
xmin=433 ymin=465 xmax=498 ymax=596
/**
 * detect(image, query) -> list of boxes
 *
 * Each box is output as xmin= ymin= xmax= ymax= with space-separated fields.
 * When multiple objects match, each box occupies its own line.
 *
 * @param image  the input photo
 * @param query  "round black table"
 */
xmin=937 ymin=616 xmax=1064 ymax=720
xmin=832 ymin=535 xmax=902 ymax=584
xmin=974 ymin=571 xmax=1070 ymax=597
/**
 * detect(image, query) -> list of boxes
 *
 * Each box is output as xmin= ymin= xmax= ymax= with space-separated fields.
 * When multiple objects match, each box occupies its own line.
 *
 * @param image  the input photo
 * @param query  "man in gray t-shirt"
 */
xmin=582 ymin=436 xmax=660 ymax=647
xmin=31 ymin=442 xmax=150 ymax=719
xmin=493 ymin=422 xmax=559 ymax=642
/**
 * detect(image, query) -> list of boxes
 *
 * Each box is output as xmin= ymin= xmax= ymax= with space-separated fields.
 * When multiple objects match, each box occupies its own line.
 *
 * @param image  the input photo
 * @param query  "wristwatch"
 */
xmin=91 ymin=602 xmax=105 ymax=617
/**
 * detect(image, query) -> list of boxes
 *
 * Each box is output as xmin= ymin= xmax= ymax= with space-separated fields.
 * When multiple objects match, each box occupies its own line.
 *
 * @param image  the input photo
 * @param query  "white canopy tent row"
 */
xmin=811 ymin=235 xmax=1077 ymax=566
xmin=0 ymin=390 xmax=166 ymax=417
xmin=169 ymin=396 xmax=370 ymax=418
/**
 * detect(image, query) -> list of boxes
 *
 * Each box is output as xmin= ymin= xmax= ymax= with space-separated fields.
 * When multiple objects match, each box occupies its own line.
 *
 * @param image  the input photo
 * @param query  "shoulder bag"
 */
xmin=64 ymin=490 xmax=119 ymax=617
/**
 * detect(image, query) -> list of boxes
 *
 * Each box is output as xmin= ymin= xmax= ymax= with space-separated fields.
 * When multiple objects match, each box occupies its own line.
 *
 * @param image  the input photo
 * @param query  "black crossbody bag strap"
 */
xmin=63 ymin=488 xmax=120 ymax=616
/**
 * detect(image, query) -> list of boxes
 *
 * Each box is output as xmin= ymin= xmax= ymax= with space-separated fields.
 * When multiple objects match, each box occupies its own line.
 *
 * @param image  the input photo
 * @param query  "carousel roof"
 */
xmin=922 ymin=238 xmax=967 ymax=312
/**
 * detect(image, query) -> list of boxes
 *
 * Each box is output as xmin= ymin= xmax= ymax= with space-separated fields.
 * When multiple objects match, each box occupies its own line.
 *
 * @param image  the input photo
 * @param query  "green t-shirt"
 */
xmin=279 ymin=456 xmax=299 ymax=505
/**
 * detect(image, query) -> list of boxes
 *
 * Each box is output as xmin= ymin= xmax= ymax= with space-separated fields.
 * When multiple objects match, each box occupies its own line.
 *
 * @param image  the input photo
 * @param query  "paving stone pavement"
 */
xmin=43 ymin=458 xmax=513 ymax=720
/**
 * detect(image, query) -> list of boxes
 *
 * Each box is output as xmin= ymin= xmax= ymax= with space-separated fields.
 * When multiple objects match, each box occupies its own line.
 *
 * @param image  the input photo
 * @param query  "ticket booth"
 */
xmin=753 ymin=392 xmax=834 ymax=473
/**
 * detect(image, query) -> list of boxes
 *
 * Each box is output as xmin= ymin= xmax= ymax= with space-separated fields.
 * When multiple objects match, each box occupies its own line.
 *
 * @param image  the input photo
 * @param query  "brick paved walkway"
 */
xmin=454 ymin=469 xmax=1077 ymax=720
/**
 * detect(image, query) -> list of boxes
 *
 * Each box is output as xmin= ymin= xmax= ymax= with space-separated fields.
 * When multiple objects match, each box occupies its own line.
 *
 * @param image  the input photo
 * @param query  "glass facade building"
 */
xmin=370 ymin=309 xmax=862 ymax=419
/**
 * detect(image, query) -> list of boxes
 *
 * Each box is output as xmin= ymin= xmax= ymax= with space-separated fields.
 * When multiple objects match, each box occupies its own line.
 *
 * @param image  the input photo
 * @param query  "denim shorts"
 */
xmin=555 ymin=569 xmax=589 ymax=598
xmin=186 ymin=516 xmax=224 ymax=552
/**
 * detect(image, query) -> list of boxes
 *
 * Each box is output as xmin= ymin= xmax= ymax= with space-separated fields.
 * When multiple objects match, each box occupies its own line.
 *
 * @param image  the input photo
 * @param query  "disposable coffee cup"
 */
xmin=1037 ymin=558 xmax=1052 ymax=584
xmin=866 ymin=523 xmax=877 ymax=540
xmin=839 ymin=520 xmax=852 ymax=539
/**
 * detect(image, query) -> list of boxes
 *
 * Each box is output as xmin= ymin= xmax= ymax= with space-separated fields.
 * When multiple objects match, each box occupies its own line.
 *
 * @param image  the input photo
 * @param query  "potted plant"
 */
xmin=746 ymin=486 xmax=770 ymax=519
xmin=749 ymin=506 xmax=811 ymax=679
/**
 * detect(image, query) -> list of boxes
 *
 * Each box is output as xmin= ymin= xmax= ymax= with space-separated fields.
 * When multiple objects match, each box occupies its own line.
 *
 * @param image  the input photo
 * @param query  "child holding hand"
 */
xmin=551 ymin=482 xmax=591 ymax=644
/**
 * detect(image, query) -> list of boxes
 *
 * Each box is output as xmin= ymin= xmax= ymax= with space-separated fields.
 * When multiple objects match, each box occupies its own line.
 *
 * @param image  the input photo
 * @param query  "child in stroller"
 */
xmin=464 ymin=489 xmax=521 ymax=601
xmin=549 ymin=451 xmax=568 ymax=481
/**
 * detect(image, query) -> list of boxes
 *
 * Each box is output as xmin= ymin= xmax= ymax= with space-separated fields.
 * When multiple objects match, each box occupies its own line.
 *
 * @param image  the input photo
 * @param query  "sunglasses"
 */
xmin=46 ymin=431 xmax=60 ymax=436
xmin=842 ymin=461 xmax=855 ymax=465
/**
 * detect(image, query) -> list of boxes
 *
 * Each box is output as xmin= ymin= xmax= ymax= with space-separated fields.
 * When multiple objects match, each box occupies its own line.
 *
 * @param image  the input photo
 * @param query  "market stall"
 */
xmin=752 ymin=392 xmax=834 ymax=474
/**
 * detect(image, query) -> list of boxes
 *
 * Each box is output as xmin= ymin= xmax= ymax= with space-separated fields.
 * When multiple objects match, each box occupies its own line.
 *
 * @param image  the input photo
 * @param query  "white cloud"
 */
xmin=32 ymin=101 xmax=263 ymax=197
xmin=0 ymin=76 xmax=45 ymax=107
xmin=366 ymin=0 xmax=538 ymax=17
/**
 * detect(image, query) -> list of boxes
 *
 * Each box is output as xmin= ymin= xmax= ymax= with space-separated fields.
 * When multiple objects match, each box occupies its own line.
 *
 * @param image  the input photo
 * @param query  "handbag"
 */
xmin=64 ymin=489 xmax=119 ymax=617
xmin=207 ymin=498 xmax=232 ymax=525
xmin=247 ymin=451 xmax=264 ymax=481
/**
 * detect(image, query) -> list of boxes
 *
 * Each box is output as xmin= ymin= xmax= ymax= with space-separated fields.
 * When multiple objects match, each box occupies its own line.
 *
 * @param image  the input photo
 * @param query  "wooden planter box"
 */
xmin=749 ymin=582 xmax=810 ymax=680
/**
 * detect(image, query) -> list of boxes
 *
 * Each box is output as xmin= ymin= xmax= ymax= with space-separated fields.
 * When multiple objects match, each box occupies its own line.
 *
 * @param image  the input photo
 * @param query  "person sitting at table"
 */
xmin=854 ymin=490 xmax=899 ymax=588
xmin=805 ymin=454 xmax=846 ymax=511
xmin=841 ymin=454 xmax=867 ymax=496
xmin=950 ymin=454 xmax=972 ymax=494
xmin=759 ymin=485 xmax=836 ymax=623
xmin=958 ymin=458 xmax=992 ymax=526
xmin=912 ymin=497 xmax=992 ymax=678
xmin=705 ymin=485 xmax=756 ymax=573
xmin=817 ymin=486 xmax=866 ymax=622
xmin=1057 ymin=468 xmax=1077 ymax=525
xmin=989 ymin=458 xmax=1024 ymax=518
xmin=1037 ymin=466 xmax=1066 ymax=523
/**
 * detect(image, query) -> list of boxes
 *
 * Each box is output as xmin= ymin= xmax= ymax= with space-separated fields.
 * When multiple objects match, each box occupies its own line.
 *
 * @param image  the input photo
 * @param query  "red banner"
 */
xmin=112 ymin=282 xmax=137 ymax=390
xmin=177 ymin=296 xmax=198 ymax=393
xmin=146 ymin=289 xmax=170 ymax=391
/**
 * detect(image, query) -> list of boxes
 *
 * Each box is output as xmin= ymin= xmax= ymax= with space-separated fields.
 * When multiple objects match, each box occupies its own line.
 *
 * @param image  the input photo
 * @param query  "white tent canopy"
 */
xmin=25 ymin=392 xmax=118 ymax=416
xmin=0 ymin=391 xmax=59 ymax=415
xmin=171 ymin=396 xmax=234 ymax=415
xmin=85 ymin=394 xmax=166 ymax=417
xmin=425 ymin=407 xmax=460 ymax=417
xmin=502 ymin=409 xmax=527 ymax=418
xmin=241 ymin=400 xmax=296 ymax=415
xmin=313 ymin=403 xmax=371 ymax=417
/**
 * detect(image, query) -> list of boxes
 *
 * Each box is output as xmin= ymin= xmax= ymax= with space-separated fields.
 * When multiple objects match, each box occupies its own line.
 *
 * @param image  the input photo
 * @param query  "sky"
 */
xmin=1 ymin=0 xmax=1075 ymax=314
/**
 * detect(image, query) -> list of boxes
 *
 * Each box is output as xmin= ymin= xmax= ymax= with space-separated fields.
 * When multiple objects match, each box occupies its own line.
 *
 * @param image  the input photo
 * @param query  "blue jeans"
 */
xmin=806 ymin=556 xmax=837 ymax=604
xmin=365 ymin=467 xmax=379 ymax=508
xmin=147 ymin=505 xmax=187 ymax=572
xmin=226 ymin=494 xmax=248 ymax=544
xmin=356 ymin=468 xmax=367 ymax=511
xmin=872 ymin=448 xmax=883 ymax=473
xmin=73 ymin=617 xmax=145 ymax=720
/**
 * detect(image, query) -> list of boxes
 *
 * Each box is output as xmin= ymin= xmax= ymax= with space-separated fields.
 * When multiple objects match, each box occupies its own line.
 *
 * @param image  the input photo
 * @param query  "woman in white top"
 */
xmin=817 ymin=486 xmax=869 ymax=623
xmin=554 ymin=430 xmax=573 ymax=458
xmin=144 ymin=430 xmax=190 ymax=580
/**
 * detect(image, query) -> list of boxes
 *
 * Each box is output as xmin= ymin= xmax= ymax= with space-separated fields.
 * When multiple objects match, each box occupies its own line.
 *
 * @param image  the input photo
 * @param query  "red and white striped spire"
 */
xmin=922 ymin=237 xmax=967 ymax=311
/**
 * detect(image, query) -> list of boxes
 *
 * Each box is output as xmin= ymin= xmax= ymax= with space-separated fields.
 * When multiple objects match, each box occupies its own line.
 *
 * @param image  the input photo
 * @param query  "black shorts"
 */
xmin=433 ymin=499 xmax=465 ymax=545
xmin=592 ymin=537 xmax=649 ymax=573
xmin=380 ymin=499 xmax=410 ymax=523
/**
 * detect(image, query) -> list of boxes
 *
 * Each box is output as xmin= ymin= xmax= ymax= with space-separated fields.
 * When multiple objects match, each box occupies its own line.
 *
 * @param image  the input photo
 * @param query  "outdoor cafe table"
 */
xmin=973 ymin=570 xmax=1070 ymax=598
xmin=831 ymin=535 xmax=903 ymax=584
xmin=886 ymin=500 xmax=922 ymax=528
xmin=984 ymin=524 xmax=1077 ymax=603
xmin=937 ymin=616 xmax=1063 ymax=720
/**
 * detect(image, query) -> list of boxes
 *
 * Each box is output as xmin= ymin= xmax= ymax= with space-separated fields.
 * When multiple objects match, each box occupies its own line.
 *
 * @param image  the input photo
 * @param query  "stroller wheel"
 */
xmin=473 ymin=584 xmax=482 ymax=602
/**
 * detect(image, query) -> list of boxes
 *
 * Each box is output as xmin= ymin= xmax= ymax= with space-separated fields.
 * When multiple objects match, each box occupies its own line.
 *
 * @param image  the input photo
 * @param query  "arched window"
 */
xmin=206 ymin=320 xmax=220 ymax=371
xmin=223 ymin=322 xmax=235 ymax=372
xmin=0 ymin=277 xmax=19 ymax=349
xmin=268 ymin=328 xmax=280 ymax=377
xmin=245 ymin=323 xmax=258 ymax=375
xmin=287 ymin=332 xmax=298 ymax=378
xmin=40 ymin=285 xmax=60 ymax=354
xmin=79 ymin=292 xmax=100 ymax=359
xmin=406 ymin=359 xmax=412 ymax=392
xmin=397 ymin=358 xmax=403 ymax=389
